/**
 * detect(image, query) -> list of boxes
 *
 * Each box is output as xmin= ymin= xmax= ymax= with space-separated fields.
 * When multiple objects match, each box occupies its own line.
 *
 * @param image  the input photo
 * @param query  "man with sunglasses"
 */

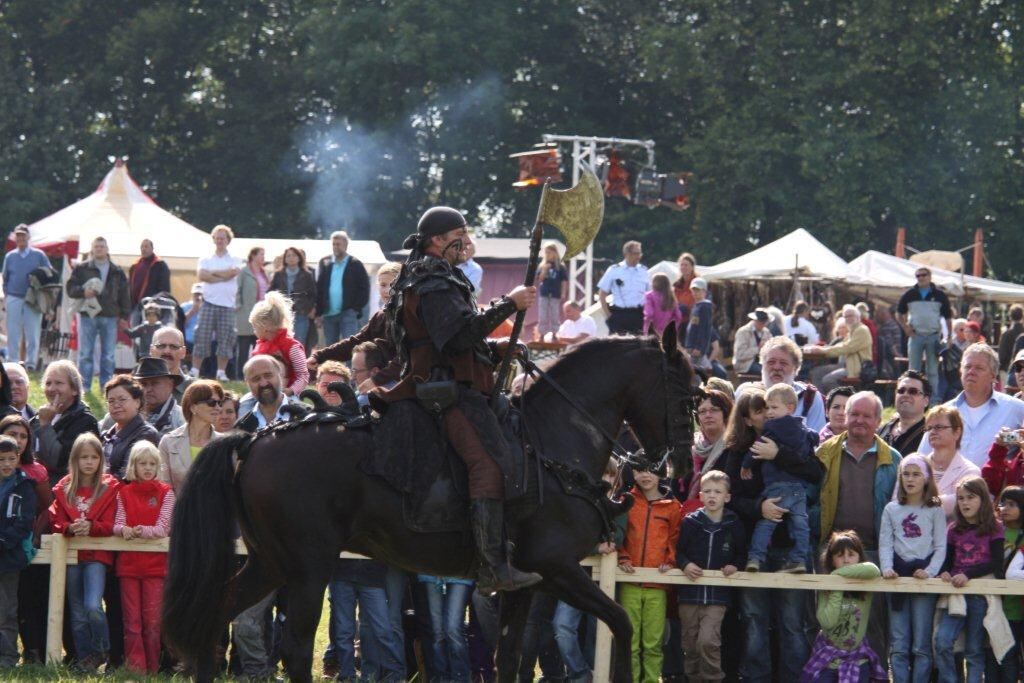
xmin=896 ymin=267 xmax=953 ymax=405
xmin=150 ymin=326 xmax=194 ymax=402
xmin=877 ymin=370 xmax=930 ymax=454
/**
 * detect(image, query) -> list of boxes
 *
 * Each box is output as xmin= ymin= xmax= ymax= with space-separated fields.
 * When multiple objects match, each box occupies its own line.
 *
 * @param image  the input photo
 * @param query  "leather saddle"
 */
xmin=360 ymin=391 xmax=531 ymax=534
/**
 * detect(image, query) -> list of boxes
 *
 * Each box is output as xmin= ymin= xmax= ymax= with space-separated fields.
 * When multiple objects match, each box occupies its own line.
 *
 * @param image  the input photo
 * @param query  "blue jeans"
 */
xmin=326 ymin=580 xmax=404 ymax=680
xmin=78 ymin=314 xmax=118 ymax=391
xmin=6 ymin=296 xmax=42 ymax=369
xmin=889 ymin=593 xmax=937 ymax=683
xmin=908 ymin=332 xmax=941 ymax=404
xmin=322 ymin=309 xmax=361 ymax=346
xmin=359 ymin=567 xmax=407 ymax=680
xmin=292 ymin=315 xmax=310 ymax=354
xmin=936 ymin=594 xmax=986 ymax=683
xmin=749 ymin=482 xmax=809 ymax=565
xmin=66 ymin=562 xmax=109 ymax=659
xmin=553 ymin=601 xmax=591 ymax=678
xmin=425 ymin=582 xmax=473 ymax=682
xmin=739 ymin=549 xmax=810 ymax=683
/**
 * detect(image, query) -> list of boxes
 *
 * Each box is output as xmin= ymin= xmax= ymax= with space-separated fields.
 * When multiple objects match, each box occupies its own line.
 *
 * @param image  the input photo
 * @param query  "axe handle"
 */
xmin=492 ymin=222 xmax=543 ymax=407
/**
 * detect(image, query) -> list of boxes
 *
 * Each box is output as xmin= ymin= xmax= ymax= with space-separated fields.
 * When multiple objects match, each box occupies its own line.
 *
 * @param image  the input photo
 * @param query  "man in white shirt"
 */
xmin=917 ymin=343 xmax=1024 ymax=466
xmin=556 ymin=301 xmax=597 ymax=344
xmin=193 ymin=225 xmax=241 ymax=382
xmin=597 ymin=240 xmax=649 ymax=335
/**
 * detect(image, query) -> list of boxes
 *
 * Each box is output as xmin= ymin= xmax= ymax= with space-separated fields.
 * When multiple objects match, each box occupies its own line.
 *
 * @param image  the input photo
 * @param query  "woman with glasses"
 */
xmin=924 ymin=404 xmax=981 ymax=521
xmin=158 ymin=381 xmax=224 ymax=493
xmin=674 ymin=389 xmax=734 ymax=514
xmin=101 ymin=376 xmax=160 ymax=481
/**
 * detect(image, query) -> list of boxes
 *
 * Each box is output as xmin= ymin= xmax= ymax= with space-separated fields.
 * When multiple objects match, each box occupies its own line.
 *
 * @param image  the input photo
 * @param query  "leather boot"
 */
xmin=471 ymin=499 xmax=542 ymax=593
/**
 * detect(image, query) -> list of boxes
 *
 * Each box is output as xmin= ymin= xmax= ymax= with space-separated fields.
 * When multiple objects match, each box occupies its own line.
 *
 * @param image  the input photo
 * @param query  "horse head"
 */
xmin=623 ymin=324 xmax=698 ymax=481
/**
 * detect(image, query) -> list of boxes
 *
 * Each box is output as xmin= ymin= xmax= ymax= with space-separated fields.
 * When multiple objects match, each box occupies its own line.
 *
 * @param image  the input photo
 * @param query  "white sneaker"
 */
xmin=188 ymin=367 xmax=200 ymax=378
xmin=216 ymin=370 xmax=229 ymax=382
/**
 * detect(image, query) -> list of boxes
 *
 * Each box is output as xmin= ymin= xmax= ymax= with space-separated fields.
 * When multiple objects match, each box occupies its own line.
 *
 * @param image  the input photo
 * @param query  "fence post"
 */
xmin=46 ymin=534 xmax=68 ymax=665
xmin=593 ymin=551 xmax=618 ymax=682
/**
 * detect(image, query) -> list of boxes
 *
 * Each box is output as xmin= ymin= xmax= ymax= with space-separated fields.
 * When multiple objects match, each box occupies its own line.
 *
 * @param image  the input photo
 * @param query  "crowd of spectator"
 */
xmin=5 ymin=225 xmax=1024 ymax=680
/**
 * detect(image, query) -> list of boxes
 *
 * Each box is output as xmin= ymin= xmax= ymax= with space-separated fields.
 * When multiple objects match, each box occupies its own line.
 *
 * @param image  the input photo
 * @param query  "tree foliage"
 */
xmin=1 ymin=1 xmax=1020 ymax=277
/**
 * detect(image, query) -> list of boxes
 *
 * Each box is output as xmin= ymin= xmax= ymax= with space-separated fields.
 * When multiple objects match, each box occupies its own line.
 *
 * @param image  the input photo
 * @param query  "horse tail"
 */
xmin=163 ymin=432 xmax=249 ymax=663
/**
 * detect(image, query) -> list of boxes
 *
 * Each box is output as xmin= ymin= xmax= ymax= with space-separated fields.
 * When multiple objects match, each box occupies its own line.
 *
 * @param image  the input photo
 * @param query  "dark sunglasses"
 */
xmin=197 ymin=399 xmax=224 ymax=408
xmin=915 ymin=272 xmax=930 ymax=278
xmin=896 ymin=387 xmax=923 ymax=396
xmin=1014 ymin=364 xmax=1024 ymax=373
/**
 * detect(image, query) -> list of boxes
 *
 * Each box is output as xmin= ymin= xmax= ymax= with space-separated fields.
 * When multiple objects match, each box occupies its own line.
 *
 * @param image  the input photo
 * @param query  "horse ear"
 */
xmin=661 ymin=322 xmax=680 ymax=360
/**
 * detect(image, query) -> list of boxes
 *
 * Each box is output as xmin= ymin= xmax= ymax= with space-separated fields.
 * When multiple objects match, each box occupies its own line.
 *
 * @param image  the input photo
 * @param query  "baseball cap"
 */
xmin=690 ymin=277 xmax=708 ymax=291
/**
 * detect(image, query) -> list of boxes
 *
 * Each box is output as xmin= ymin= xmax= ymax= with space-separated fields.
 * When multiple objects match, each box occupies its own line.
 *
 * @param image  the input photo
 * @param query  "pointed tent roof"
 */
xmin=649 ymin=228 xmax=850 ymax=282
xmin=13 ymin=160 xmax=211 ymax=259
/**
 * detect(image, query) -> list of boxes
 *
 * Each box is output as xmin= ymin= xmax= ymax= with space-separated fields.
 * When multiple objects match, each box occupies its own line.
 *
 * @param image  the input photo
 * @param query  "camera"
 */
xmin=1004 ymin=431 xmax=1021 ymax=445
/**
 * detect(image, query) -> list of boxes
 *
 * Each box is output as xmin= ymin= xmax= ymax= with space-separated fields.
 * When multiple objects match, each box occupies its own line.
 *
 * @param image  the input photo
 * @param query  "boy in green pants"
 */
xmin=617 ymin=468 xmax=683 ymax=683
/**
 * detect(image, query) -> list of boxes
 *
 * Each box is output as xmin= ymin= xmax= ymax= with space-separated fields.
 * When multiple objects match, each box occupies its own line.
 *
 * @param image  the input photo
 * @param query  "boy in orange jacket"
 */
xmin=617 ymin=468 xmax=683 ymax=683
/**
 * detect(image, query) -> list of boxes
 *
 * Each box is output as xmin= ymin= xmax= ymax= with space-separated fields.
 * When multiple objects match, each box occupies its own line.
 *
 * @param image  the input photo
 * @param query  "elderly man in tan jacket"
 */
xmin=733 ymin=309 xmax=772 ymax=374
xmin=805 ymin=304 xmax=873 ymax=393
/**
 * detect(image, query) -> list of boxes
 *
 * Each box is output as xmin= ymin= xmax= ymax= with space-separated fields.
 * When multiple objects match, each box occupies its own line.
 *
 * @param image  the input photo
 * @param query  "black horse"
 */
xmin=163 ymin=324 xmax=696 ymax=682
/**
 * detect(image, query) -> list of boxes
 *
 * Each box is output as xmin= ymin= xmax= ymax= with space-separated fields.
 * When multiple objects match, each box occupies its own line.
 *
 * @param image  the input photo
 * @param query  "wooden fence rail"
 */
xmin=33 ymin=535 xmax=1024 ymax=680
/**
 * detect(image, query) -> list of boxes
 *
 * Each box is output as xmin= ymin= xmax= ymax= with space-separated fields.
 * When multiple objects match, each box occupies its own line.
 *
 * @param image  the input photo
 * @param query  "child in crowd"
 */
xmin=879 ymin=455 xmax=946 ymax=683
xmin=0 ymin=435 xmax=37 ymax=668
xmin=127 ymin=303 xmax=163 ymax=361
xmin=49 ymin=433 xmax=120 ymax=673
xmin=0 ymin=415 xmax=53 ymax=664
xmin=996 ymin=486 xmax=1024 ymax=680
xmin=675 ymin=471 xmax=746 ymax=683
xmin=743 ymin=383 xmax=818 ymax=573
xmin=114 ymin=442 xmax=174 ymax=673
xmin=802 ymin=530 xmax=886 ymax=682
xmin=935 ymin=476 xmax=1005 ymax=683
xmin=250 ymin=290 xmax=309 ymax=396
xmin=617 ymin=466 xmax=682 ymax=683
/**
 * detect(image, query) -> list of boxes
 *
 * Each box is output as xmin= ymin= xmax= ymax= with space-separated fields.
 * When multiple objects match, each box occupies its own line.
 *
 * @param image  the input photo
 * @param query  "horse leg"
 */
xmin=543 ymin=564 xmax=634 ymax=683
xmin=495 ymin=587 xmax=535 ymax=683
xmin=278 ymin=569 xmax=331 ymax=683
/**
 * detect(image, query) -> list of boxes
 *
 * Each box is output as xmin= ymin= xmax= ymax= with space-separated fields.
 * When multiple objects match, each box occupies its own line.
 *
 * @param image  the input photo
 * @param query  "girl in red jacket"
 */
xmin=114 ymin=441 xmax=174 ymax=673
xmin=250 ymin=290 xmax=309 ymax=395
xmin=49 ymin=433 xmax=120 ymax=673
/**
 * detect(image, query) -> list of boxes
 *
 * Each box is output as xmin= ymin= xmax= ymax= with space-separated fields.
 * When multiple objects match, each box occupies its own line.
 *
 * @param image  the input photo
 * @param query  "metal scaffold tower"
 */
xmin=541 ymin=134 xmax=655 ymax=306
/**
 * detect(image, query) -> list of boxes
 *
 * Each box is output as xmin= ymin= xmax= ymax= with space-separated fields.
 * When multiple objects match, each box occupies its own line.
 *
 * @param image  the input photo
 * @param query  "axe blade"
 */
xmin=537 ymin=166 xmax=604 ymax=261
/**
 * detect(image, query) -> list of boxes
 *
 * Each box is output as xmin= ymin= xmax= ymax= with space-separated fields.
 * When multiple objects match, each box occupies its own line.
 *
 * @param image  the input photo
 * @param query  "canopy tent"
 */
xmin=650 ymin=228 xmax=851 ymax=282
xmin=846 ymin=250 xmax=1024 ymax=303
xmin=14 ymin=161 xmax=212 ymax=263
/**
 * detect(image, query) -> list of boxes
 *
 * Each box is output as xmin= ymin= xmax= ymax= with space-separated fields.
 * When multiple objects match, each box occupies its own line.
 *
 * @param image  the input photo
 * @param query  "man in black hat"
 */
xmin=134 ymin=357 xmax=185 ymax=435
xmin=373 ymin=206 xmax=540 ymax=593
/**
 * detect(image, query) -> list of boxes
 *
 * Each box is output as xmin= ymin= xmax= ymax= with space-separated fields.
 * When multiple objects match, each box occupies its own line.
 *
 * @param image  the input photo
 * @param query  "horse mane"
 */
xmin=523 ymin=335 xmax=664 ymax=401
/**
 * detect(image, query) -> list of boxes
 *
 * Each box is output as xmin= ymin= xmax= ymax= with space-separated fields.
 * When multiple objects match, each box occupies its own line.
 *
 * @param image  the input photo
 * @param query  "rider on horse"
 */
xmin=372 ymin=206 xmax=542 ymax=593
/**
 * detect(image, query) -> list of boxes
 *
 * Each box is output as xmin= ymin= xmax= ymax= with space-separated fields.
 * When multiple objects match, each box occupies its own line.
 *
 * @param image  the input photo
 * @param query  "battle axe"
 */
xmin=492 ymin=167 xmax=605 ymax=404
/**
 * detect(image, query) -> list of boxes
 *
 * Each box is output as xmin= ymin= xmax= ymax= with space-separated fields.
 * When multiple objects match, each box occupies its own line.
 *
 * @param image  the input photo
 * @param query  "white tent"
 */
xmin=648 ymin=228 xmax=850 ymax=282
xmin=847 ymin=250 xmax=1024 ymax=303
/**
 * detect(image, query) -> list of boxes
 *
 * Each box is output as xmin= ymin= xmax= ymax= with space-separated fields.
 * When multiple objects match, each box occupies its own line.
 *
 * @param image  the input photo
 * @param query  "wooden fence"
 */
xmin=34 ymin=535 xmax=1024 ymax=681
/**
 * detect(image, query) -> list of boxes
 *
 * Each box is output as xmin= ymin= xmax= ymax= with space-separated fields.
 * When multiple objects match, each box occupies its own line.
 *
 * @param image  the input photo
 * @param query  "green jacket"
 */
xmin=815 ymin=433 xmax=900 ymax=543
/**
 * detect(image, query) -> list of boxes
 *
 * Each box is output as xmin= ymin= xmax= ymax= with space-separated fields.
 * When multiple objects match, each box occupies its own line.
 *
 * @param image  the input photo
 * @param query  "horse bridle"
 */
xmin=519 ymin=348 xmax=697 ymax=477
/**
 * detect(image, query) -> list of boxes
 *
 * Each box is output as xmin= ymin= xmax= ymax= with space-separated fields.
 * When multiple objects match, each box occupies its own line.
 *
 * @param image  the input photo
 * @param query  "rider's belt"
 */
xmin=416 ymin=380 xmax=458 ymax=414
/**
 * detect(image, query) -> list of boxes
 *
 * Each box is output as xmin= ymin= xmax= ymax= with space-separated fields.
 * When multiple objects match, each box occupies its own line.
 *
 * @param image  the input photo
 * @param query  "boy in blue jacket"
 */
xmin=676 ymin=470 xmax=746 ymax=683
xmin=0 ymin=435 xmax=37 ymax=667
xmin=742 ymin=383 xmax=819 ymax=573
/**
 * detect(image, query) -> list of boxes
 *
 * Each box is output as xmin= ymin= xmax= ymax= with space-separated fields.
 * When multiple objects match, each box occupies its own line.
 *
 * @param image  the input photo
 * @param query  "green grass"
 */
xmin=22 ymin=372 xmax=328 ymax=680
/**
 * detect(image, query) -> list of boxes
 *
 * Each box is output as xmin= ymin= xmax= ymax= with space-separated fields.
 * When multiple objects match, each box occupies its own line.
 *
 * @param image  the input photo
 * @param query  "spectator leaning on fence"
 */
xmin=66 ymin=236 xmax=132 ymax=391
xmin=193 ymin=225 xmax=242 ymax=382
xmin=2 ymin=224 xmax=51 ymax=370
xmin=918 ymin=343 xmax=1024 ymax=468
